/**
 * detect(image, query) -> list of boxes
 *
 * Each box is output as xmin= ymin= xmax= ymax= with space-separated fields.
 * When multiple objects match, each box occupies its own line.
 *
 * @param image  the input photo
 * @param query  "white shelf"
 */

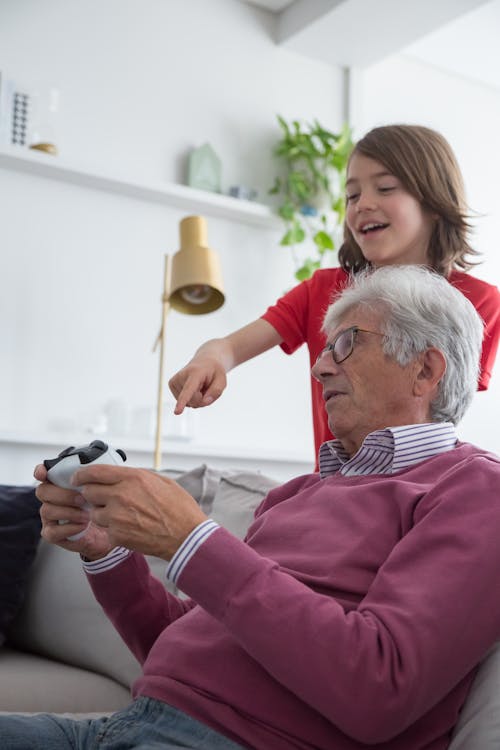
xmin=0 ymin=145 xmax=281 ymax=229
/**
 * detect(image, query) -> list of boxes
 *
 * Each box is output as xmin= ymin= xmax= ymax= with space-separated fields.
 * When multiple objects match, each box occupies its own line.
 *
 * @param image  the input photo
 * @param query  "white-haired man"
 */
xmin=3 ymin=265 xmax=500 ymax=750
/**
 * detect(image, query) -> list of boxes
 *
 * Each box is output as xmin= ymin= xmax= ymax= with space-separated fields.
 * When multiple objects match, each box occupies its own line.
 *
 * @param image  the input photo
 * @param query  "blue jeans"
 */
xmin=0 ymin=696 xmax=247 ymax=749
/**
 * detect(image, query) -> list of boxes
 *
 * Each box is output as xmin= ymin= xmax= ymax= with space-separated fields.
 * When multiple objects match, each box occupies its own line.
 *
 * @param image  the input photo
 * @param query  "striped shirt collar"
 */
xmin=318 ymin=422 xmax=457 ymax=479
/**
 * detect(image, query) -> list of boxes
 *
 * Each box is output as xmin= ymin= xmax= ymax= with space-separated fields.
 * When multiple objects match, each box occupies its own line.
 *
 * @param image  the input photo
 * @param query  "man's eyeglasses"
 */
xmin=316 ymin=326 xmax=385 ymax=365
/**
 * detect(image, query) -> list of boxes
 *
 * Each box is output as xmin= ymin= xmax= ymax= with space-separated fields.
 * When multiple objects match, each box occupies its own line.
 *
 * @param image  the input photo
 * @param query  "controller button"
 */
xmin=58 ymin=446 xmax=76 ymax=458
xmin=80 ymin=448 xmax=101 ymax=463
xmin=43 ymin=457 xmax=61 ymax=470
xmin=90 ymin=440 xmax=107 ymax=450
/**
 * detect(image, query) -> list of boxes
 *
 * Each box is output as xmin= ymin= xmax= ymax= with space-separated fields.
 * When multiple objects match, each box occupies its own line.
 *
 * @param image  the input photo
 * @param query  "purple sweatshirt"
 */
xmin=88 ymin=443 xmax=500 ymax=750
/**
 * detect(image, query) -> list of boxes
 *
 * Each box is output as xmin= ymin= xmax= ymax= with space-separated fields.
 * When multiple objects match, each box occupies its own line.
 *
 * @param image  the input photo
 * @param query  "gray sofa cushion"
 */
xmin=0 ymin=485 xmax=42 ymax=646
xmin=0 ymin=648 xmax=130 ymax=713
xmin=210 ymin=471 xmax=279 ymax=538
xmin=8 ymin=540 xmax=178 ymax=690
xmin=6 ymin=540 xmax=143 ymax=690
xmin=448 ymin=641 xmax=500 ymax=749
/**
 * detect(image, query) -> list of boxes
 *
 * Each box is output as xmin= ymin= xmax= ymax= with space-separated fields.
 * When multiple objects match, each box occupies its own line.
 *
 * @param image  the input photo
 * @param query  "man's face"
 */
xmin=311 ymin=309 xmax=422 ymax=456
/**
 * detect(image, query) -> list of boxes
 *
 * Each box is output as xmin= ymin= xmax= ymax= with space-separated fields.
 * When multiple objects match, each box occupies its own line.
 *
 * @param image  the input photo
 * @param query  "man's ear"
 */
xmin=413 ymin=348 xmax=447 ymax=397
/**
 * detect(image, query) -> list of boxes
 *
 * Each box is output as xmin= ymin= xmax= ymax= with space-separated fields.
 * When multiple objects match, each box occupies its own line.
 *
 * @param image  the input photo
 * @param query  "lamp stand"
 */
xmin=153 ymin=254 xmax=172 ymax=471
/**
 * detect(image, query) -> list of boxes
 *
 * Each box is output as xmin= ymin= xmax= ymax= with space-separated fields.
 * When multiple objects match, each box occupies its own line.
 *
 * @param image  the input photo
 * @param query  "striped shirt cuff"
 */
xmin=167 ymin=519 xmax=220 ymax=585
xmin=82 ymin=546 xmax=131 ymax=575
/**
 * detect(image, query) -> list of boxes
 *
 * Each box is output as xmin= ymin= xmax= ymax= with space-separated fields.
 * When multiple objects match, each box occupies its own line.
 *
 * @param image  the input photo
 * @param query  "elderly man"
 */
xmin=3 ymin=265 xmax=500 ymax=750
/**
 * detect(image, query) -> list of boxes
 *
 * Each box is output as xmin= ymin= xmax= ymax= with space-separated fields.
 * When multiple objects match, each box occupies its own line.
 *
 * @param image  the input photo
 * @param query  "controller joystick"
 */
xmin=43 ymin=439 xmax=127 ymax=540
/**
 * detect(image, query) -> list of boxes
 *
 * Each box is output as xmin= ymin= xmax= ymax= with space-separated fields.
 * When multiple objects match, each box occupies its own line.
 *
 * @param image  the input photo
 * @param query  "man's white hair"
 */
xmin=323 ymin=265 xmax=484 ymax=424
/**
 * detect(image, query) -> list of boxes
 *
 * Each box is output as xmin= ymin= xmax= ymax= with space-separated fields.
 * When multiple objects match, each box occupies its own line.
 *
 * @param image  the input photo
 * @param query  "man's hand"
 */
xmin=34 ymin=464 xmax=114 ymax=560
xmin=66 ymin=464 xmax=208 ymax=560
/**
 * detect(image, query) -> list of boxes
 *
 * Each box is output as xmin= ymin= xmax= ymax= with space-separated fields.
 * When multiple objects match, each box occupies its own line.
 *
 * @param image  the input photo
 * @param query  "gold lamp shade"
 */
xmin=168 ymin=216 xmax=225 ymax=314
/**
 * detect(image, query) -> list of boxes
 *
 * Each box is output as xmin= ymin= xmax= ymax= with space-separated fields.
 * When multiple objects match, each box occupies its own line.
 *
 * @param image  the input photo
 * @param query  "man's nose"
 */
xmin=311 ymin=350 xmax=339 ymax=381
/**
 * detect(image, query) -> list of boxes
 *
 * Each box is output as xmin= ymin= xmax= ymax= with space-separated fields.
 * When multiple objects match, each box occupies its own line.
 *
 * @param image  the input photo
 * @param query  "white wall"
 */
xmin=0 ymin=0 xmax=346 ymax=479
xmin=353 ymin=53 xmax=500 ymax=452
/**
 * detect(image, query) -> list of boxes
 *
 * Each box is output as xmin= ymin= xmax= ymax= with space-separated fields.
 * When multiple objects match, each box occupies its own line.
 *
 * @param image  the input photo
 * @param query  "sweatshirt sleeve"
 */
xmin=87 ymin=551 xmax=196 ymax=666
xmin=176 ymin=455 xmax=500 ymax=743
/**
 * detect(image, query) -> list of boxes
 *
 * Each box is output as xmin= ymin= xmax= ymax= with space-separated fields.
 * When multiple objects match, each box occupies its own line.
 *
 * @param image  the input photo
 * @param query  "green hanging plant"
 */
xmin=269 ymin=115 xmax=354 ymax=281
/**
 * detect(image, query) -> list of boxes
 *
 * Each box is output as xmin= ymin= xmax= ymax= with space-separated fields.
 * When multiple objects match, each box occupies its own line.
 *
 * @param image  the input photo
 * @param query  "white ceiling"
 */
xmin=404 ymin=0 xmax=500 ymax=90
xmin=239 ymin=0 xmax=500 ymax=90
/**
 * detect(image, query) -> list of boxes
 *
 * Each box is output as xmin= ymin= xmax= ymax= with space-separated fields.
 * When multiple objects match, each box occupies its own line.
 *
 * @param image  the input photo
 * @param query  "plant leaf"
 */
xmin=278 ymin=202 xmax=295 ymax=220
xmin=271 ymin=115 xmax=354 ymax=280
xmin=280 ymin=222 xmax=306 ymax=245
xmin=268 ymin=176 xmax=281 ymax=195
xmin=288 ymin=171 xmax=312 ymax=202
xmin=295 ymin=258 xmax=321 ymax=281
xmin=313 ymin=230 xmax=334 ymax=251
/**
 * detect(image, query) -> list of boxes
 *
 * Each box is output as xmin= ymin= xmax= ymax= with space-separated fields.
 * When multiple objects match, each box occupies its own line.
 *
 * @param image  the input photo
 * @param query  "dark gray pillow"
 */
xmin=0 ymin=484 xmax=42 ymax=646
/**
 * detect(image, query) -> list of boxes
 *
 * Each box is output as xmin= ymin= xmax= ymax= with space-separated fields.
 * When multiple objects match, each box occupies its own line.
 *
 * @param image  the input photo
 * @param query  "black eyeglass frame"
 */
xmin=316 ymin=326 xmax=385 ymax=365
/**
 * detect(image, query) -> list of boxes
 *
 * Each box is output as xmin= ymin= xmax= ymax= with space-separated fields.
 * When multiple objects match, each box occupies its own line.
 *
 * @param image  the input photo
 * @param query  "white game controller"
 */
xmin=43 ymin=440 xmax=127 ymax=540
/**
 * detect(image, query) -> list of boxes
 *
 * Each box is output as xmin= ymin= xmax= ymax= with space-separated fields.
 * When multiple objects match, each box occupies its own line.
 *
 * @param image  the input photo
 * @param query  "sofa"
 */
xmin=0 ymin=467 xmax=499 ymax=747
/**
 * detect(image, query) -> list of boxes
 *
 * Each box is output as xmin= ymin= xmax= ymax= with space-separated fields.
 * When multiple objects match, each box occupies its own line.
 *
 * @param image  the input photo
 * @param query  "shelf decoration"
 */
xmin=229 ymin=184 xmax=257 ymax=201
xmin=0 ymin=72 xmax=31 ymax=147
xmin=188 ymin=143 xmax=221 ymax=193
